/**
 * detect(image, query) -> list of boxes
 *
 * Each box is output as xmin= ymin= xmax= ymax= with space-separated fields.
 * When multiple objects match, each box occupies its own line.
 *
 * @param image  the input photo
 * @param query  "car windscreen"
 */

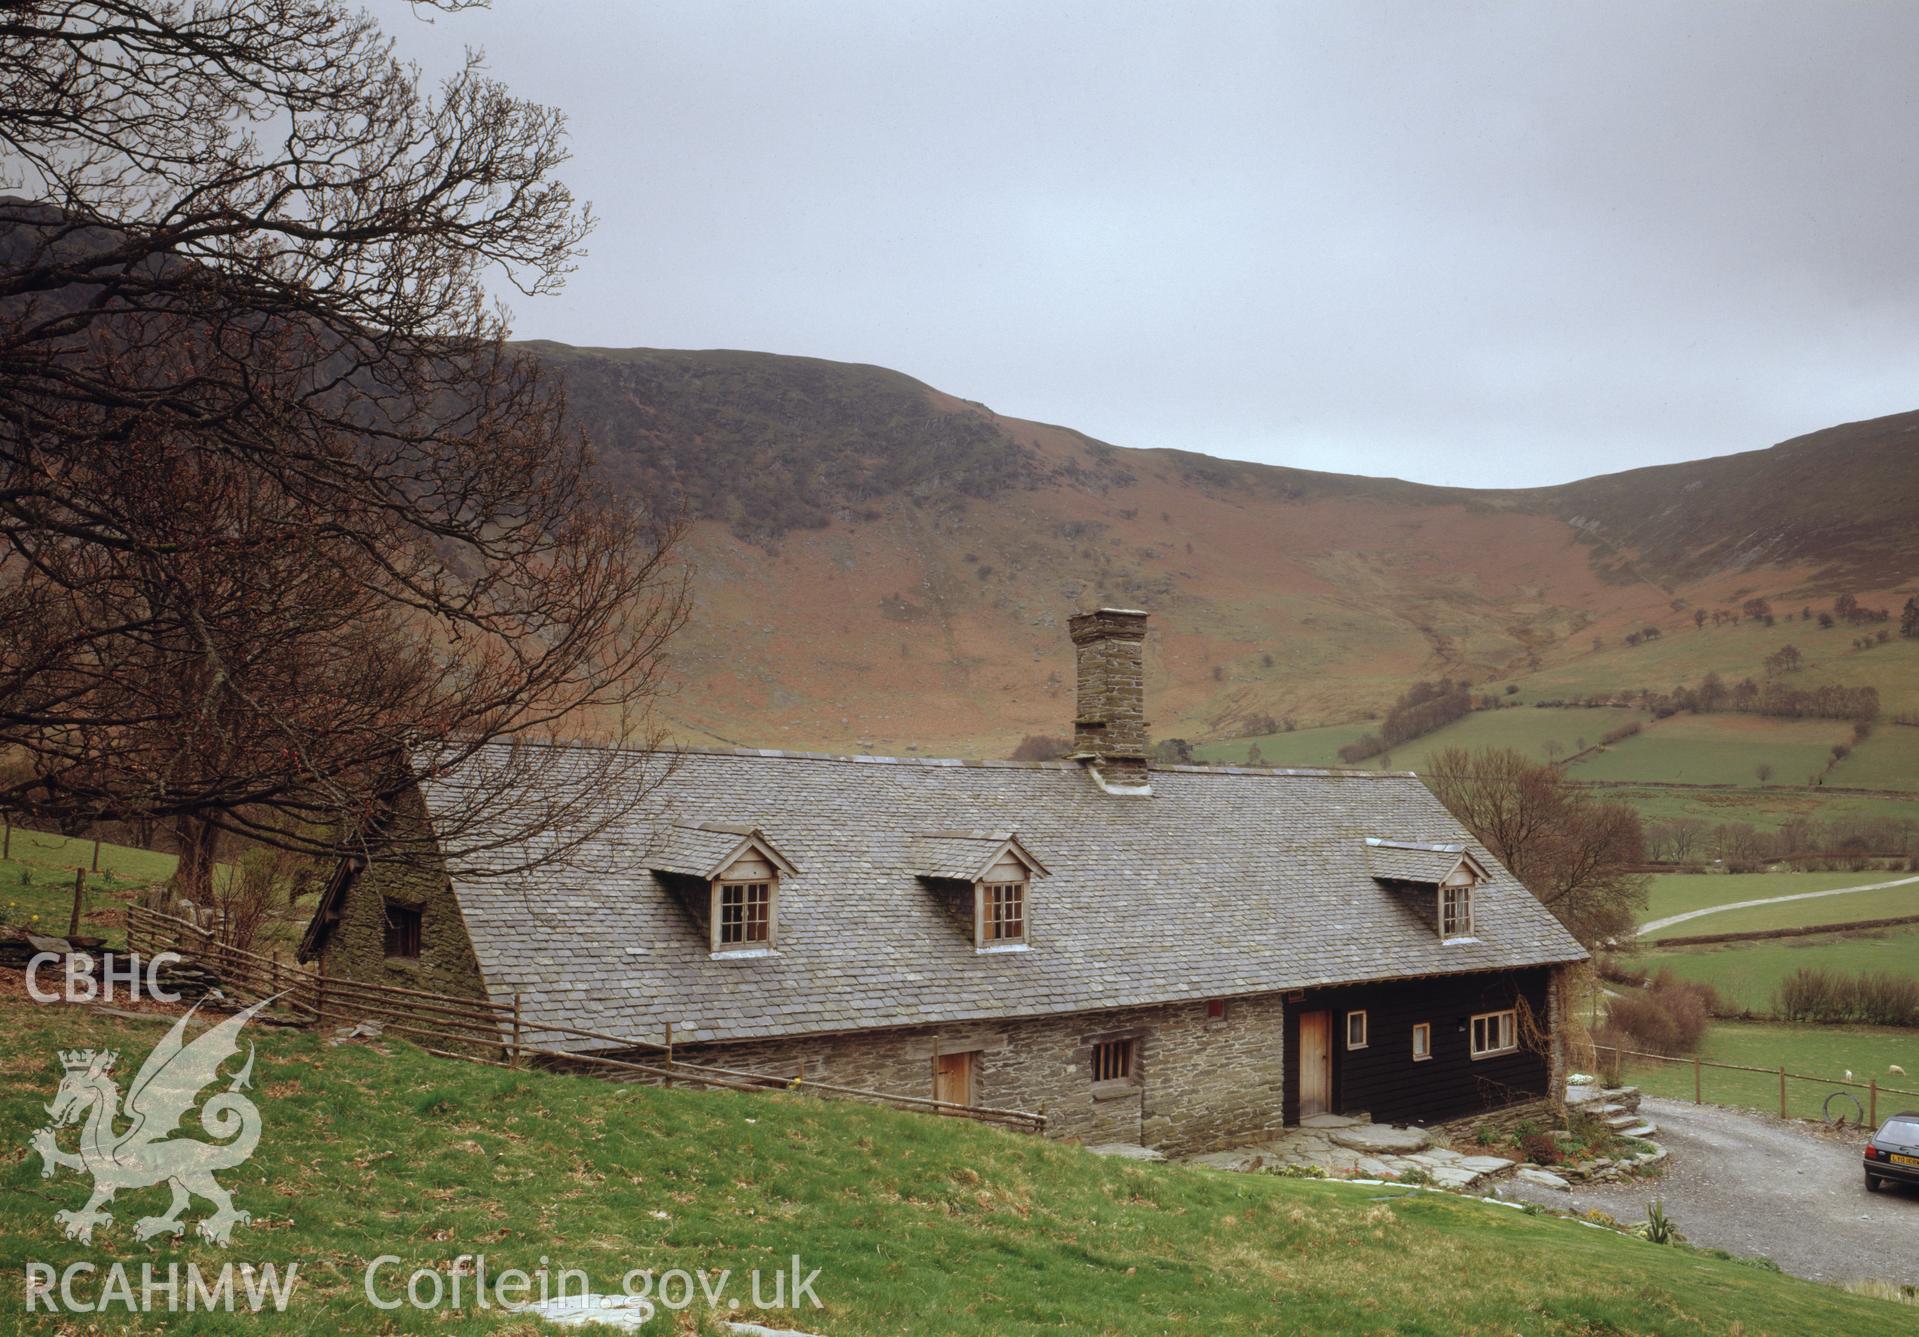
xmin=1880 ymin=1119 xmax=1919 ymax=1144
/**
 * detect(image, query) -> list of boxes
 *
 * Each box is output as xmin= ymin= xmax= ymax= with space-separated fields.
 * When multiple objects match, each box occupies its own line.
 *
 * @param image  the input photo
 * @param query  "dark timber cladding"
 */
xmin=1283 ymin=968 xmax=1553 ymax=1127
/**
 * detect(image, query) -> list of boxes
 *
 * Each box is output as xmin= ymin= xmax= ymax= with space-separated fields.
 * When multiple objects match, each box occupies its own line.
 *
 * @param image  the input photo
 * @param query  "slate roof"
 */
xmin=1363 ymin=838 xmax=1479 ymax=884
xmin=904 ymin=831 xmax=1048 ymax=882
xmin=428 ymin=746 xmax=1588 ymax=1052
xmin=647 ymin=823 xmax=798 ymax=880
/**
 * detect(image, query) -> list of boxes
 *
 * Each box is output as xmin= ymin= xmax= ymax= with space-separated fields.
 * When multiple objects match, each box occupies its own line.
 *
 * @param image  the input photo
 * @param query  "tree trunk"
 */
xmin=171 ymin=817 xmax=221 ymax=907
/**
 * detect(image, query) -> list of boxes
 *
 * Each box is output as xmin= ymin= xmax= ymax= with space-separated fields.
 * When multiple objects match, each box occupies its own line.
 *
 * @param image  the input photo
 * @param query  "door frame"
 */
xmin=1298 ymin=1008 xmax=1334 ymax=1118
xmin=932 ymin=1049 xmax=978 ymax=1109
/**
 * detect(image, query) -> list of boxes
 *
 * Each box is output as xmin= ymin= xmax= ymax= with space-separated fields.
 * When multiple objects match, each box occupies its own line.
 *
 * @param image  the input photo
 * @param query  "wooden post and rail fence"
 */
xmin=1596 ymin=1042 xmax=1919 ymax=1128
xmin=123 ymin=905 xmax=1045 ymax=1135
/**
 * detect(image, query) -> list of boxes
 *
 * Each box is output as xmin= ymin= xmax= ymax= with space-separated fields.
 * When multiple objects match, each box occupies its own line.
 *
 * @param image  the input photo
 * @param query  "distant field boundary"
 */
xmin=1572 ymin=778 xmax=1919 ymax=800
xmin=1649 ymin=912 xmax=1919 ymax=948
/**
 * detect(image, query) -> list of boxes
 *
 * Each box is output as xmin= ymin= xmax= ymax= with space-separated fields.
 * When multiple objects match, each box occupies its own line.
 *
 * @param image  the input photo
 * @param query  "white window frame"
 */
xmin=1411 ymin=1021 xmax=1432 ymax=1062
xmin=1345 ymin=1009 xmax=1368 ymax=1050
xmin=975 ymin=879 xmax=1028 ymax=950
xmin=1441 ymin=884 xmax=1473 ymax=939
xmin=710 ymin=876 xmax=777 ymax=955
xmin=1469 ymin=1009 xmax=1518 ymax=1059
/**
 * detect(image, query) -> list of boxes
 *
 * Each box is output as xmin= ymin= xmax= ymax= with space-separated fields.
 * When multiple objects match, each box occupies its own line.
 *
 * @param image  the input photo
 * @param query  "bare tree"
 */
xmin=1425 ymin=746 xmax=1650 ymax=946
xmin=0 ymin=2 xmax=686 ymax=895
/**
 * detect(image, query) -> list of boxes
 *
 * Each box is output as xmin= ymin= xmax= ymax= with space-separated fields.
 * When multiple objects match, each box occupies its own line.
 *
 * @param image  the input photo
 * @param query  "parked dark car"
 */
xmin=1864 ymin=1112 xmax=1919 ymax=1193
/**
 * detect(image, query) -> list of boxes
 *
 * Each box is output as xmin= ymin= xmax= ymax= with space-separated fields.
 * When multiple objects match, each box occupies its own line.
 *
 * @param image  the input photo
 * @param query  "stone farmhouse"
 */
xmin=300 ymin=610 xmax=1588 ymax=1154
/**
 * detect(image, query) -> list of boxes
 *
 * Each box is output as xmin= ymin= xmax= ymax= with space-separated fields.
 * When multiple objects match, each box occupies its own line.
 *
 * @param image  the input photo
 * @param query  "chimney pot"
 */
xmin=1069 ymin=608 xmax=1150 ymax=788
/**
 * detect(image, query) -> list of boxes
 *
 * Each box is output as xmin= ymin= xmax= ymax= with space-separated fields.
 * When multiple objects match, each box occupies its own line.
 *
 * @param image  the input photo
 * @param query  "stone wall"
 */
xmin=318 ymin=799 xmax=488 ymax=1008
xmin=676 ymin=991 xmax=1288 ymax=1155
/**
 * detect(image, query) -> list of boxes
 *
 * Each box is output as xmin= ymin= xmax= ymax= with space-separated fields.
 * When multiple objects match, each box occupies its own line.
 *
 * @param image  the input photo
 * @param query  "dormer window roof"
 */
xmin=1365 ymin=839 xmax=1487 ymax=943
xmin=649 ymin=823 xmax=800 ymax=958
xmin=908 ymin=830 xmax=1048 ymax=952
xmin=650 ymin=822 xmax=800 ymax=882
xmin=1362 ymin=838 xmax=1488 ymax=888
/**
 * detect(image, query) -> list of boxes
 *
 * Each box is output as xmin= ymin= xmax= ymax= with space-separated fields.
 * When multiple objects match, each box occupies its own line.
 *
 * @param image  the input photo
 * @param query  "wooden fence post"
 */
xmin=664 ymin=1020 xmax=673 ymax=1065
xmin=511 ymin=992 xmax=523 ymax=1069
xmin=315 ymin=957 xmax=328 ymax=1026
xmin=1693 ymin=1056 xmax=1702 ymax=1105
xmin=1778 ymin=1065 xmax=1787 ymax=1118
xmin=91 ymin=836 xmax=101 ymax=874
xmin=68 ymin=867 xmax=86 ymax=938
xmin=1870 ymin=1078 xmax=1878 ymax=1129
xmin=3 ymin=816 xmax=11 ymax=861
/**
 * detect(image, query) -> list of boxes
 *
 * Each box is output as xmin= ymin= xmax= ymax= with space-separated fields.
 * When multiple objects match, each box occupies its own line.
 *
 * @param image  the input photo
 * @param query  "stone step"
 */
xmin=1619 ymin=1122 xmax=1658 ymax=1139
xmin=1602 ymin=1086 xmax=1642 ymax=1112
xmin=1603 ymin=1113 xmax=1640 ymax=1130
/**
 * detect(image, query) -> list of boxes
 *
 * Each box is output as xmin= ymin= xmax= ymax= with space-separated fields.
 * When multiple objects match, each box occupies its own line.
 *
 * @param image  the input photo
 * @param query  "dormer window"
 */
xmin=908 ymin=830 xmax=1049 ymax=952
xmin=647 ymin=823 xmax=800 ymax=958
xmin=979 ymin=880 xmax=1027 ymax=946
xmin=717 ymin=878 xmax=773 ymax=948
xmin=1363 ymin=838 xmax=1489 ymax=943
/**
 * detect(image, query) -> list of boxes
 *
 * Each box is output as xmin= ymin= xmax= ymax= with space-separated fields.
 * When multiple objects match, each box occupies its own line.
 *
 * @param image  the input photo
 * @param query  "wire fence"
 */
xmin=1596 ymin=1042 xmax=1919 ymax=1129
xmin=125 ymin=905 xmax=1045 ymax=1134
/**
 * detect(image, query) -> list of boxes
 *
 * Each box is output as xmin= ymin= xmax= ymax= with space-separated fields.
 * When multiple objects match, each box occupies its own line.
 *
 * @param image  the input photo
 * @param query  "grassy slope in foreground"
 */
xmin=1613 ymin=1020 xmax=1919 ymax=1123
xmin=2 ymin=1000 xmax=1908 ymax=1334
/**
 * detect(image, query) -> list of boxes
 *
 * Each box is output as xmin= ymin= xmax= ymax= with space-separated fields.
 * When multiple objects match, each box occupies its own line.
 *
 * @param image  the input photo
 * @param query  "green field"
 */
xmin=1581 ymin=782 xmax=1919 ymax=833
xmin=1830 ymin=725 xmax=1919 ymax=790
xmin=1567 ymin=713 xmax=1851 ymax=787
xmin=1609 ymin=1020 xmax=1919 ymax=1124
xmin=1647 ymin=878 xmax=1919 ymax=941
xmin=1514 ymin=621 xmax=1919 ymax=719
xmin=1630 ymin=926 xmax=1919 ymax=1015
xmin=1194 ymin=706 xmax=1646 ymax=771
xmin=1639 ymin=872 xmax=1911 ymax=937
xmin=0 ymin=828 xmax=178 ymax=949
xmin=2 ymin=999 xmax=1908 ymax=1334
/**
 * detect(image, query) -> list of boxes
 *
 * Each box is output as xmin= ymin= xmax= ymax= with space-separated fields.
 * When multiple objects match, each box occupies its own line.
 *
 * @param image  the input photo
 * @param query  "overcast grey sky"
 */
xmin=381 ymin=1 xmax=1919 ymax=487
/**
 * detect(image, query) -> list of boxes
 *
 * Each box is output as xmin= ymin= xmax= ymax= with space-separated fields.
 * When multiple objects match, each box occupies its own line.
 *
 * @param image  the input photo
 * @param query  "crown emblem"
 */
xmin=59 ymin=1049 xmax=115 ymax=1075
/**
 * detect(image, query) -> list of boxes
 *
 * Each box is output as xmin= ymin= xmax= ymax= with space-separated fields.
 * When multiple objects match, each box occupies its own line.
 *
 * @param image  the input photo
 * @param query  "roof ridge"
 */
xmin=471 ymin=736 xmax=1421 ymax=779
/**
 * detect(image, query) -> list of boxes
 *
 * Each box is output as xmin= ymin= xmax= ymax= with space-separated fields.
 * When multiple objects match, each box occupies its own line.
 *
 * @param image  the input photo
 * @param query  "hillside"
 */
xmin=4 ymin=994 xmax=1910 ymax=1334
xmin=531 ymin=342 xmax=1919 ymax=757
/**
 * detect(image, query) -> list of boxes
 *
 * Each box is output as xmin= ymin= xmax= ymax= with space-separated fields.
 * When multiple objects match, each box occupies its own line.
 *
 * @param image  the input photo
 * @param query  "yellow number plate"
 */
xmin=1890 ymin=1153 xmax=1919 ymax=1167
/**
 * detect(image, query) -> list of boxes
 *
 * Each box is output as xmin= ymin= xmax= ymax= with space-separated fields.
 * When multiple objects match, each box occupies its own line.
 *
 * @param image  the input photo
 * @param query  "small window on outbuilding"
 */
xmin=1091 ymin=1036 xmax=1138 ymax=1086
xmin=1411 ymin=1022 xmax=1432 ymax=1061
xmin=1442 ymin=884 xmax=1473 ymax=938
xmin=1346 ymin=1010 xmax=1369 ymax=1049
xmin=1205 ymin=998 xmax=1228 ymax=1024
xmin=383 ymin=900 xmax=422 ymax=959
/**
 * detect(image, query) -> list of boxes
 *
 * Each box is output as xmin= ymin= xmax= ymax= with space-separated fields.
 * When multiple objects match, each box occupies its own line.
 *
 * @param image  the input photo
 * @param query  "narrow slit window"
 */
xmin=383 ymin=901 xmax=422 ymax=959
xmin=1441 ymin=885 xmax=1473 ymax=938
xmin=981 ymin=881 xmax=1026 ymax=944
xmin=1470 ymin=1009 xmax=1518 ymax=1058
xmin=718 ymin=881 xmax=772 ymax=947
xmin=1091 ymin=1037 xmax=1137 ymax=1084
xmin=1346 ymin=1010 xmax=1368 ymax=1049
xmin=1411 ymin=1022 xmax=1432 ymax=1061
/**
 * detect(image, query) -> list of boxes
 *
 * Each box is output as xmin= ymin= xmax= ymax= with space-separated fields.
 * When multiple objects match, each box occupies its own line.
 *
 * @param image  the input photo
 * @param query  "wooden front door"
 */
xmin=932 ymin=1051 xmax=977 ymax=1109
xmin=1298 ymin=1010 xmax=1333 ymax=1117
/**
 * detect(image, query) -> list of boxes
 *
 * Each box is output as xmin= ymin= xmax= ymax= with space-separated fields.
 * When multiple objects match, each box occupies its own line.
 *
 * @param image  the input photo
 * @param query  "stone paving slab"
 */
xmin=1329 ymin=1124 xmax=1431 ymax=1155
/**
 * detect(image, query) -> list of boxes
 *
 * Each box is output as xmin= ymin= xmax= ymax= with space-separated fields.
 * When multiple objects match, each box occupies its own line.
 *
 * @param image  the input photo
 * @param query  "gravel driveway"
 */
xmin=1501 ymin=1096 xmax=1919 ymax=1285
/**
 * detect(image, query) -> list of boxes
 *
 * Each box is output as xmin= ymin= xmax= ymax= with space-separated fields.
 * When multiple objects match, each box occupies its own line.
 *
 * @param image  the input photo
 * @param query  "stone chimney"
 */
xmin=1069 ymin=608 xmax=1151 ymax=791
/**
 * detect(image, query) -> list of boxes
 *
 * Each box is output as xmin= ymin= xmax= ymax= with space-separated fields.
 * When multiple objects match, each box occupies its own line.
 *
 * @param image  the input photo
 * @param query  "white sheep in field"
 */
xmin=1892 ymin=1064 xmax=1909 ymax=1078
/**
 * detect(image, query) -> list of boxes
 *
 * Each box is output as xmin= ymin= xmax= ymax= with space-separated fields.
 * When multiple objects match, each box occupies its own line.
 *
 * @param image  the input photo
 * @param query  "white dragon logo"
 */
xmin=30 ymin=998 xmax=271 ymax=1246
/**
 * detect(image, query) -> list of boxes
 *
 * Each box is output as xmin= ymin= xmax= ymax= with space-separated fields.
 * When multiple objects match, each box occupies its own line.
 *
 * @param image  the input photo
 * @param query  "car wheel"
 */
xmin=1865 ymin=1171 xmax=1882 ymax=1193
